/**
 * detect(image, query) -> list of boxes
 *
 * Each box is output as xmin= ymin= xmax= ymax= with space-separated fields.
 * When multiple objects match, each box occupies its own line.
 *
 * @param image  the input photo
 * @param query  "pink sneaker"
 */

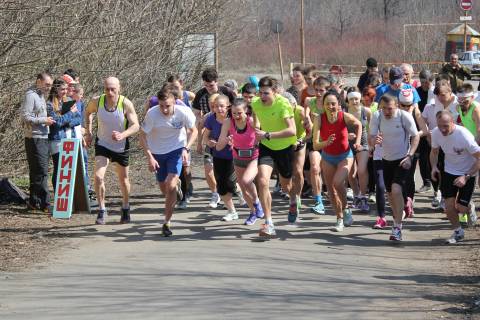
xmin=373 ymin=217 xmax=387 ymax=229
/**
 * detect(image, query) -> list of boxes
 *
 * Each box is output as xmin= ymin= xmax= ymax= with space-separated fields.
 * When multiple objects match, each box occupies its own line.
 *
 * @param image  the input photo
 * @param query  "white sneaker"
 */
xmin=209 ymin=193 xmax=220 ymax=208
xmin=440 ymin=197 xmax=446 ymax=211
xmin=334 ymin=219 xmax=344 ymax=232
xmin=346 ymin=188 xmax=354 ymax=201
xmin=221 ymin=211 xmax=239 ymax=221
xmin=177 ymin=200 xmax=187 ymax=210
xmin=431 ymin=192 xmax=441 ymax=208
xmin=446 ymin=228 xmax=465 ymax=244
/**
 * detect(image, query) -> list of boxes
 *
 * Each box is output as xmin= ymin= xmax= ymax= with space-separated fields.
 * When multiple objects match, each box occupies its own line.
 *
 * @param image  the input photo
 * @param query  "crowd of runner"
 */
xmin=21 ymin=54 xmax=480 ymax=242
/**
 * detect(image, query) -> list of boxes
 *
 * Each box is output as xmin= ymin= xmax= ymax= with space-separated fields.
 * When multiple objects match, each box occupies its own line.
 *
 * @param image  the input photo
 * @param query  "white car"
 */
xmin=459 ymin=51 xmax=480 ymax=76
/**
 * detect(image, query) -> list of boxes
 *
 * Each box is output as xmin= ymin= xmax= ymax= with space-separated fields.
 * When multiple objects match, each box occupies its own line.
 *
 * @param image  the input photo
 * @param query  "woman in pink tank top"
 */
xmin=217 ymin=99 xmax=264 ymax=226
xmin=312 ymin=90 xmax=362 ymax=232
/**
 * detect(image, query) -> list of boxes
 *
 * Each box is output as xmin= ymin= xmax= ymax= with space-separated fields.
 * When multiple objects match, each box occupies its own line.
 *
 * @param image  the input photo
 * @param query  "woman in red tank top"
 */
xmin=312 ymin=90 xmax=362 ymax=232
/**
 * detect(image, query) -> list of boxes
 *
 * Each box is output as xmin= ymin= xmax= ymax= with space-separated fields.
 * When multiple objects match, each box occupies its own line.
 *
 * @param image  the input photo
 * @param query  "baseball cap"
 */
xmin=399 ymin=88 xmax=414 ymax=105
xmin=389 ymin=67 xmax=403 ymax=85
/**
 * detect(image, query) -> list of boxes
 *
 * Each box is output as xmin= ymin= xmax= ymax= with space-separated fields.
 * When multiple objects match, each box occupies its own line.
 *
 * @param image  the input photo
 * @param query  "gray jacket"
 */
xmin=21 ymin=87 xmax=49 ymax=138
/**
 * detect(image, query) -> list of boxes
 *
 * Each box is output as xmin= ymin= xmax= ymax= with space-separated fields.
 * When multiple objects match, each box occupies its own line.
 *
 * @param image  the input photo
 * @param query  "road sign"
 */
xmin=460 ymin=16 xmax=473 ymax=21
xmin=460 ymin=0 xmax=472 ymax=11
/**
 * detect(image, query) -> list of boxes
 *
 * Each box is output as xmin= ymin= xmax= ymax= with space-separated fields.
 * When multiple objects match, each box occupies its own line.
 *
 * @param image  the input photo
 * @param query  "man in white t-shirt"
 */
xmin=430 ymin=111 xmax=480 ymax=244
xmin=139 ymin=88 xmax=197 ymax=237
xmin=369 ymin=94 xmax=420 ymax=242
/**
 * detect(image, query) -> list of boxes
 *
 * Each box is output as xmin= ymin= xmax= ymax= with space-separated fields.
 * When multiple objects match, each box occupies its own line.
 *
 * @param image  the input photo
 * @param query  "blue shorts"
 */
xmin=321 ymin=150 xmax=353 ymax=166
xmin=153 ymin=148 xmax=183 ymax=182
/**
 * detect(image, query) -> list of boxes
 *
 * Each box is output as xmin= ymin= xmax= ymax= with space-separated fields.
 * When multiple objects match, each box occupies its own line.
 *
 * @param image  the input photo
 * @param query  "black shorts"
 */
xmin=382 ymin=158 xmax=408 ymax=193
xmin=441 ymin=171 xmax=475 ymax=207
xmin=95 ymin=144 xmax=129 ymax=167
xmin=213 ymin=157 xmax=236 ymax=196
xmin=258 ymin=143 xmax=294 ymax=179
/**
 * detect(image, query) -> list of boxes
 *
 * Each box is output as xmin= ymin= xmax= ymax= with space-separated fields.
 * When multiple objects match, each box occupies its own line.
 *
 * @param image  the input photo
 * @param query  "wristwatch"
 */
xmin=264 ymin=132 xmax=271 ymax=140
xmin=183 ymin=147 xmax=190 ymax=152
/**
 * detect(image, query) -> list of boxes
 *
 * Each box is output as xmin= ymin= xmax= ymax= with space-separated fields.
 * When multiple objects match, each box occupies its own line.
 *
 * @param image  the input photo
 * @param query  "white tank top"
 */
xmin=96 ymin=95 xmax=129 ymax=153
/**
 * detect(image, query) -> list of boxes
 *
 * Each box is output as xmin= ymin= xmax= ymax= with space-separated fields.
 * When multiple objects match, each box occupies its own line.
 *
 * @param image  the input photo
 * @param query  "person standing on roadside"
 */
xmin=22 ymin=72 xmax=55 ymax=212
xmin=85 ymin=77 xmax=139 ymax=225
xmin=441 ymin=54 xmax=471 ymax=93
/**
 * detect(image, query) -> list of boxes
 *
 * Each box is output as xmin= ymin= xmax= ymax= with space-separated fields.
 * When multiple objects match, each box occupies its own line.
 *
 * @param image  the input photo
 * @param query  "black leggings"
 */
xmin=213 ymin=157 xmax=237 ymax=196
xmin=418 ymin=137 xmax=432 ymax=187
xmin=52 ymin=152 xmax=60 ymax=192
xmin=404 ymin=154 xmax=419 ymax=200
xmin=373 ymin=160 xmax=386 ymax=217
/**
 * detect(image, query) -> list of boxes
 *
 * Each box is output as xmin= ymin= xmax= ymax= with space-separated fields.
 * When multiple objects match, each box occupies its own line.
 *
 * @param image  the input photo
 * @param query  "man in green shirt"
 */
xmin=252 ymin=77 xmax=296 ymax=237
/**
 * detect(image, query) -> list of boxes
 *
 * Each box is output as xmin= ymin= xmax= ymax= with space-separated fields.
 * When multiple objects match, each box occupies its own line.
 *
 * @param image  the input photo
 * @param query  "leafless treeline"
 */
xmin=0 ymin=0 xmax=242 ymax=172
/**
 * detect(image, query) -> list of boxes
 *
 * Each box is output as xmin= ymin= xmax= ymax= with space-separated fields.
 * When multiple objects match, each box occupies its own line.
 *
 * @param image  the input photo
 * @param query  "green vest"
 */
xmin=98 ymin=94 xmax=127 ymax=129
xmin=458 ymin=101 xmax=478 ymax=137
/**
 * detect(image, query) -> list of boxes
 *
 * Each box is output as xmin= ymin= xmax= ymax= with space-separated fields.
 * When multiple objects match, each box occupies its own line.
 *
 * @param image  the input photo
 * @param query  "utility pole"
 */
xmin=300 ymin=0 xmax=305 ymax=65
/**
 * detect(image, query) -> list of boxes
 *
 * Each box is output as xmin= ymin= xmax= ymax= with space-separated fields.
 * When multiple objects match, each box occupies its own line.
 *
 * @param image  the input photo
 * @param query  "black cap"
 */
xmin=366 ymin=57 xmax=377 ymax=68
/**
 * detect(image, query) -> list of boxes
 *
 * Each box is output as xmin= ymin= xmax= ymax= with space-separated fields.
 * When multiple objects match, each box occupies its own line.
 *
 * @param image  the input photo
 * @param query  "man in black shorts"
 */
xmin=430 ymin=111 xmax=480 ymax=244
xmin=85 ymin=77 xmax=139 ymax=225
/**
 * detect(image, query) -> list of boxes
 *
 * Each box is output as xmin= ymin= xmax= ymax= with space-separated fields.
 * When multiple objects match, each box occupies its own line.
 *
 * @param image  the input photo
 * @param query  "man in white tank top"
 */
xmin=85 ymin=77 xmax=139 ymax=225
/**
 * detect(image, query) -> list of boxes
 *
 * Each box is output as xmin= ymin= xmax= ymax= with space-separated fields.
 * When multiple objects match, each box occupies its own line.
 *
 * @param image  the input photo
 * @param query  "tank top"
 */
xmin=320 ymin=111 xmax=349 ymax=155
xmin=96 ymin=94 xmax=129 ymax=153
xmin=229 ymin=116 xmax=259 ymax=160
xmin=458 ymin=102 xmax=478 ymax=136
xmin=347 ymin=106 xmax=368 ymax=148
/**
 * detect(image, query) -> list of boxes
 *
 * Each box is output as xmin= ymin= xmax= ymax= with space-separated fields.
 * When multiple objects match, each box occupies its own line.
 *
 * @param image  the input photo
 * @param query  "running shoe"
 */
xmin=244 ymin=212 xmax=257 ymax=226
xmin=296 ymin=196 xmax=302 ymax=211
xmin=209 ymin=193 xmax=220 ymax=208
xmin=334 ymin=219 xmax=344 ymax=232
xmin=288 ymin=203 xmax=298 ymax=223
xmin=176 ymin=180 xmax=183 ymax=202
xmin=417 ymin=184 xmax=432 ymax=193
xmin=254 ymin=202 xmax=265 ymax=218
xmin=311 ymin=201 xmax=325 ymax=215
xmin=389 ymin=227 xmax=402 ymax=241
xmin=343 ymin=208 xmax=354 ymax=226
xmin=302 ymin=184 xmax=312 ymax=198
xmin=95 ymin=209 xmax=107 ymax=225
xmin=468 ymin=202 xmax=478 ymax=227
xmin=162 ymin=223 xmax=173 ymax=237
xmin=346 ymin=188 xmax=354 ymax=201
xmin=459 ymin=213 xmax=468 ymax=228
xmin=404 ymin=197 xmax=414 ymax=218
xmin=440 ymin=197 xmax=446 ymax=211
xmin=445 ymin=228 xmax=464 ymax=244
xmin=221 ymin=211 xmax=239 ymax=222
xmin=237 ymin=190 xmax=248 ymax=208
xmin=177 ymin=200 xmax=188 ymax=210
xmin=359 ymin=197 xmax=370 ymax=213
xmin=431 ymin=192 xmax=441 ymax=208
xmin=368 ymin=193 xmax=376 ymax=204
xmin=120 ymin=208 xmax=131 ymax=224
xmin=352 ymin=196 xmax=360 ymax=209
xmin=259 ymin=223 xmax=276 ymax=237
xmin=373 ymin=217 xmax=388 ymax=229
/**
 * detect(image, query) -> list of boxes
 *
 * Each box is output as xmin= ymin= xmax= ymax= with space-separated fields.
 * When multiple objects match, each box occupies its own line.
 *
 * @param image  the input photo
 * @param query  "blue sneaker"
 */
xmin=288 ymin=203 xmax=298 ymax=223
xmin=244 ymin=212 xmax=257 ymax=226
xmin=311 ymin=201 xmax=325 ymax=215
xmin=254 ymin=202 xmax=265 ymax=218
xmin=343 ymin=208 xmax=354 ymax=226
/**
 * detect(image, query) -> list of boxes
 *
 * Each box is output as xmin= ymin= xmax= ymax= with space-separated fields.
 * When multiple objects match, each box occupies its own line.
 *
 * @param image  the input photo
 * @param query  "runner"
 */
xmin=203 ymin=95 xmax=240 ymax=221
xmin=375 ymin=67 xmax=421 ymax=104
xmin=85 ymin=77 xmax=140 ymax=225
xmin=398 ymin=88 xmax=428 ymax=218
xmin=252 ymin=76 xmax=297 ymax=236
xmin=430 ymin=110 xmax=480 ymax=243
xmin=313 ymin=90 xmax=361 ymax=232
xmin=282 ymin=91 xmax=310 ymax=222
xmin=21 ymin=72 xmax=55 ymax=212
xmin=192 ymin=68 xmax=235 ymax=208
xmin=369 ymin=95 xmax=420 ymax=241
xmin=241 ymin=83 xmax=257 ymax=115
xmin=167 ymin=74 xmax=196 ymax=108
xmin=345 ymin=87 xmax=371 ymax=212
xmin=300 ymin=65 xmax=318 ymax=107
xmin=46 ymin=78 xmax=82 ymax=192
xmin=357 ymin=57 xmax=378 ymax=92
xmin=216 ymin=98 xmax=265 ymax=225
xmin=362 ymin=86 xmax=379 ymax=204
xmin=305 ymin=76 xmax=329 ymax=214
xmin=287 ymin=65 xmax=308 ymax=104
xmin=139 ymin=88 xmax=197 ymax=236
xmin=400 ymin=63 xmax=420 ymax=88
xmin=422 ymin=80 xmax=459 ymax=209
